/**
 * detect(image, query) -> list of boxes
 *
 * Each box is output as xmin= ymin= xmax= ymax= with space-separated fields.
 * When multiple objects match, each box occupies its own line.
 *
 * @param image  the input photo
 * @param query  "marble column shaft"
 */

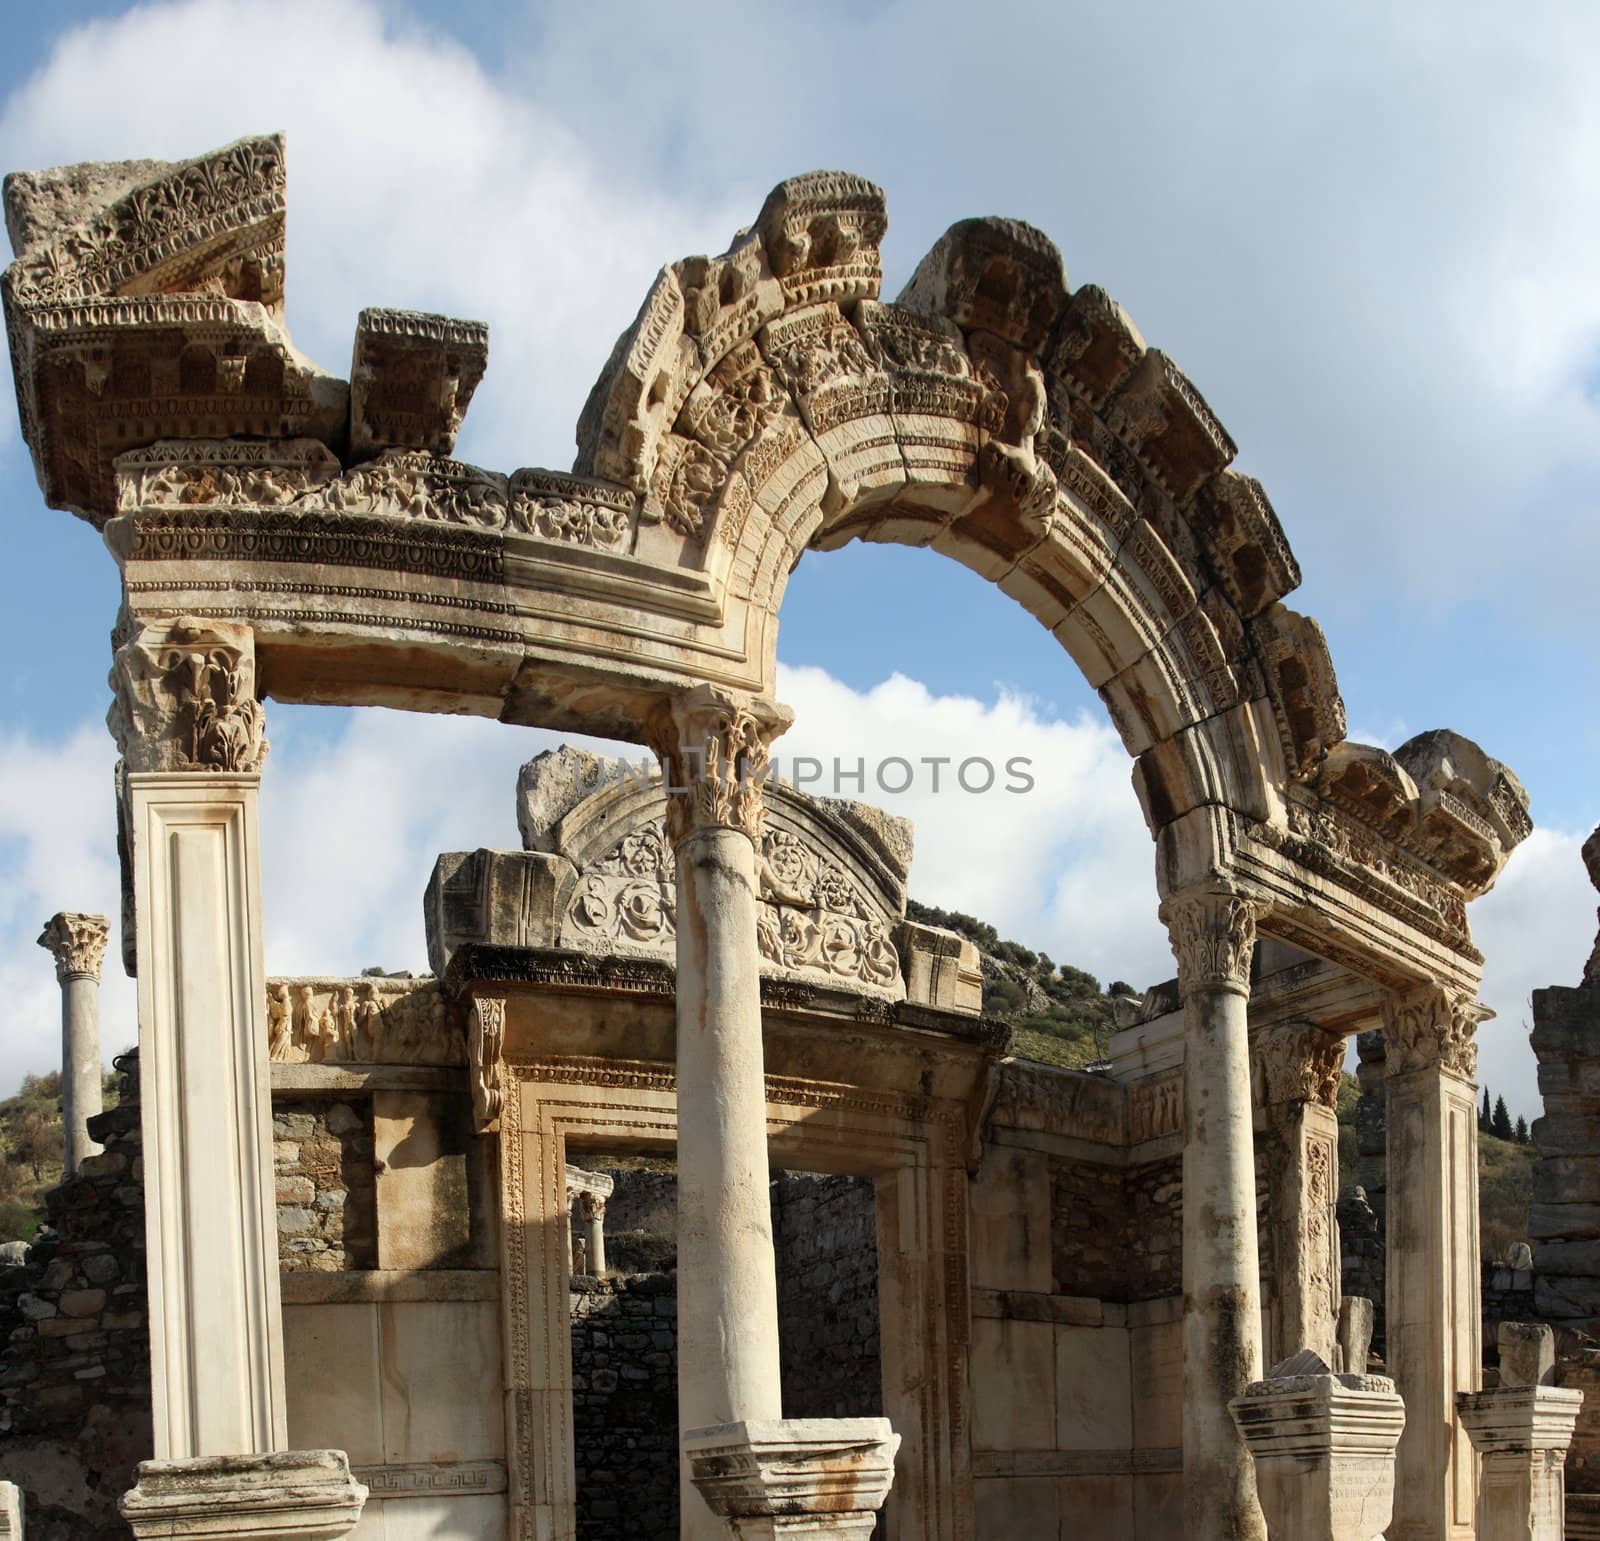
xmin=1384 ymin=984 xmax=1484 ymax=1541
xmin=1165 ymin=887 xmax=1268 ymax=1541
xmin=37 ymin=911 xmax=109 ymax=1175
xmin=653 ymin=687 xmax=791 ymax=1541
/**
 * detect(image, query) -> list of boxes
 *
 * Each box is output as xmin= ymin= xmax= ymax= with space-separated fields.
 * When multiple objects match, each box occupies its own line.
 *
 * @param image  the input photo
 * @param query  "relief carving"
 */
xmin=265 ymin=977 xmax=461 ymax=1066
xmin=468 ymin=996 xmax=507 ymax=1133
xmin=1129 ymin=1071 xmax=1183 ymax=1143
xmin=108 ymin=616 xmax=267 ymax=774
xmin=647 ymin=686 xmax=792 ymax=847
xmin=37 ymin=911 xmax=110 ymax=983
xmin=1254 ymin=1023 xmax=1345 ymax=1109
xmin=1381 ymin=984 xmax=1481 ymax=1081
xmin=562 ymin=816 xmax=901 ymax=993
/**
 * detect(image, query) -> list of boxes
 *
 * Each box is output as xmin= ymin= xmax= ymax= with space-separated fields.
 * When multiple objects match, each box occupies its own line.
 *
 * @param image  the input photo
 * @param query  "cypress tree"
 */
xmin=1514 ymin=1114 xmax=1530 ymax=1145
xmin=1492 ymin=1095 xmax=1513 ymax=1142
xmin=1480 ymin=1087 xmax=1492 ymax=1131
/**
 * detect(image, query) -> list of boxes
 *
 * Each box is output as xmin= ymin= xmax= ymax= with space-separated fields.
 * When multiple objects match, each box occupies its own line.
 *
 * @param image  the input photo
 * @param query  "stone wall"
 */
xmin=569 ymin=1274 xmax=678 ymax=1541
xmin=1050 ymin=1156 xmax=1179 ymax=1303
xmin=771 ymin=1173 xmax=881 ymax=1421
xmin=0 ymin=1066 xmax=151 ymax=1540
xmin=272 ymin=1099 xmax=377 ymax=1272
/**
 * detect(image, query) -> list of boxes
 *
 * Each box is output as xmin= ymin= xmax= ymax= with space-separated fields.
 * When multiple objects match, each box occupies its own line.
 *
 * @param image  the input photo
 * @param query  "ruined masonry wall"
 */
xmin=569 ymin=1274 xmax=678 ymax=1541
xmin=273 ymin=1099 xmax=377 ymax=1271
xmin=0 ymin=1093 xmax=151 ymax=1541
xmin=771 ymin=1174 xmax=881 ymax=1421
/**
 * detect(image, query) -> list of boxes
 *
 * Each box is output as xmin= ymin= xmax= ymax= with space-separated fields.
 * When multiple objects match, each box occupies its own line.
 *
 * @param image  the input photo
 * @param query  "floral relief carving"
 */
xmin=37 ymin=912 xmax=110 ymax=983
xmin=1382 ymin=985 xmax=1481 ymax=1080
xmin=647 ymin=687 xmax=791 ymax=847
xmin=468 ymin=996 xmax=507 ymax=1133
xmin=108 ymin=617 xmax=268 ymax=774
xmin=1163 ymin=890 xmax=1258 ymax=994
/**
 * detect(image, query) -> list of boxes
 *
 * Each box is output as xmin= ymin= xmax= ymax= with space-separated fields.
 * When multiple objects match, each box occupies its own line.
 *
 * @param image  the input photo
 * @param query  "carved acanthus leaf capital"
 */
xmin=647 ymin=686 xmax=793 ymax=847
xmin=1254 ymin=1021 xmax=1345 ymax=1109
xmin=468 ymin=995 xmax=507 ymax=1133
xmin=108 ymin=617 xmax=268 ymax=774
xmin=1162 ymin=889 xmax=1258 ymax=996
xmin=37 ymin=911 xmax=110 ymax=983
xmin=1382 ymin=984 xmax=1484 ymax=1081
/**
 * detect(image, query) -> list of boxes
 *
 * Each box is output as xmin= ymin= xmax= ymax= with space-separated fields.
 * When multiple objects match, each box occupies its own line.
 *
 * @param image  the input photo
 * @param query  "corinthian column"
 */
xmin=651 ymin=688 xmax=791 ymax=1493
xmin=108 ymin=616 xmax=364 ymax=1540
xmin=1384 ymin=983 xmax=1485 ymax=1541
xmin=1162 ymin=887 xmax=1268 ymax=1541
xmin=37 ymin=911 xmax=109 ymax=1174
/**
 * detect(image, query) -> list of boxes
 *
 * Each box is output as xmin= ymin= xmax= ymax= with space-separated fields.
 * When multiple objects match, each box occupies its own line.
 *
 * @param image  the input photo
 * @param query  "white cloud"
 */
xmin=0 ymin=0 xmax=744 ymax=471
xmin=1472 ymin=826 xmax=1596 ymax=1122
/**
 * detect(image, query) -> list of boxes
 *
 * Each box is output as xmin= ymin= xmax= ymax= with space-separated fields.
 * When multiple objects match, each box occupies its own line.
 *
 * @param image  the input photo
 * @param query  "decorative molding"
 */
xmin=468 ymin=995 xmax=506 ymax=1133
xmin=37 ymin=910 xmax=109 ymax=982
xmin=1162 ymin=889 xmax=1257 ymax=996
xmin=646 ymin=685 xmax=792 ymax=846
xmin=108 ymin=616 xmax=267 ymax=774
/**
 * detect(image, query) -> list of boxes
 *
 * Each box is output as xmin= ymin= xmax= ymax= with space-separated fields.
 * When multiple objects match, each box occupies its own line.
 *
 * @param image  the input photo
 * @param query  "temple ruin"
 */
xmin=0 ymin=133 xmax=1565 ymax=1538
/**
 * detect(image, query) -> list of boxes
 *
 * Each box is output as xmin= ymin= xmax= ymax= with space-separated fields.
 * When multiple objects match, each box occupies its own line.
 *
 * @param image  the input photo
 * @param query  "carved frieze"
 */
xmin=265 ymin=976 xmax=460 ymax=1066
xmin=1129 ymin=1071 xmax=1184 ymax=1144
xmin=1381 ymin=984 xmax=1482 ymax=1081
xmin=37 ymin=911 xmax=110 ymax=983
xmin=1163 ymin=890 xmax=1258 ymax=995
xmin=108 ymin=616 xmax=267 ymax=774
xmin=647 ymin=686 xmax=792 ymax=847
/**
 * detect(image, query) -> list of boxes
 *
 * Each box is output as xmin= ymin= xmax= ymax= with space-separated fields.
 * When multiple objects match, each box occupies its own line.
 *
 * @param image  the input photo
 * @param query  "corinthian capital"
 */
xmin=107 ymin=616 xmax=268 ymax=774
xmin=1162 ymin=889 xmax=1258 ymax=996
xmin=37 ymin=911 xmax=110 ymax=983
xmin=1382 ymin=984 xmax=1484 ymax=1081
xmin=647 ymin=686 xmax=793 ymax=847
xmin=1254 ymin=1021 xmax=1345 ymax=1108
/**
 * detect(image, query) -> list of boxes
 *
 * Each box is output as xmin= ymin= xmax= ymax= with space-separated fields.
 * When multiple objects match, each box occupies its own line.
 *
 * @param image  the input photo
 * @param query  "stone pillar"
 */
xmin=1229 ymin=1349 xmax=1405 ymax=1541
xmin=1384 ymin=983 xmax=1485 ymax=1541
xmin=1163 ymin=887 xmax=1268 ymax=1541
xmin=652 ymin=686 xmax=792 ymax=1539
xmin=1255 ymin=1022 xmax=1345 ymax=1368
xmin=36 ymin=911 xmax=109 ymax=1174
xmin=107 ymin=618 xmax=364 ymax=1539
xmin=579 ymin=1191 xmax=607 ymax=1277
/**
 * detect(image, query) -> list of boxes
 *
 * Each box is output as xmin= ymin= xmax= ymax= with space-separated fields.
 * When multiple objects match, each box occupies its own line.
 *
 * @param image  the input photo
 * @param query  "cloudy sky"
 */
xmin=0 ymin=0 xmax=1594 ymax=1119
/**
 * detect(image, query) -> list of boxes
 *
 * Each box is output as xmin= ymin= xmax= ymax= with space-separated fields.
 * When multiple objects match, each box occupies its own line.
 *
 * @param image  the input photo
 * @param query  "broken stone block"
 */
xmin=1499 ymin=1321 xmax=1556 ymax=1388
xmin=348 ymin=307 xmax=488 ymax=458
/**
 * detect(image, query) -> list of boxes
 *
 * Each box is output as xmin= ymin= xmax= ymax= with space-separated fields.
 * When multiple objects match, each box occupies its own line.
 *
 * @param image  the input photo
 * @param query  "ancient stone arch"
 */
xmin=2 ymin=133 xmax=1533 ymax=1540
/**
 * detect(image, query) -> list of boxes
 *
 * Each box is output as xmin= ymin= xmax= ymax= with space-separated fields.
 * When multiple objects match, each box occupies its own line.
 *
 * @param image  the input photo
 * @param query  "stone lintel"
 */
xmin=684 ymin=1417 xmax=900 ymax=1537
xmin=563 ymin=1163 xmax=614 ymax=1201
xmin=121 ymin=1450 xmax=366 ymax=1541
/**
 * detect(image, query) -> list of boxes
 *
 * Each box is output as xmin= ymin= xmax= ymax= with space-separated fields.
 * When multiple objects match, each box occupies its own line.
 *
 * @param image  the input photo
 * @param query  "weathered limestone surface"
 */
xmin=120 ymin=1450 xmax=367 ymax=1540
xmin=683 ymin=1418 xmax=900 ymax=1539
xmin=36 ymin=912 xmax=108 ymax=1175
xmin=1229 ymin=1350 xmax=1405 ymax=1541
xmin=0 ymin=1484 xmax=20 ymax=1540
xmin=0 ymin=135 xmax=1545 ymax=1541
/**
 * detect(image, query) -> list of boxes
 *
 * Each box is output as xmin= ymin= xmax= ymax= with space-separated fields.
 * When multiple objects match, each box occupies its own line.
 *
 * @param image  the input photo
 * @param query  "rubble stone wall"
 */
xmin=272 ymin=1099 xmax=376 ymax=1272
xmin=0 ymin=1088 xmax=151 ymax=1541
xmin=569 ymin=1274 xmax=678 ymax=1541
xmin=771 ymin=1173 xmax=882 ymax=1420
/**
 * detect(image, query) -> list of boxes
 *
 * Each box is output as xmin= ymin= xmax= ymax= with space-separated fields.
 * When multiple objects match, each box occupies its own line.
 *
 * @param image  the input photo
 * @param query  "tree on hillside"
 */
xmin=1515 ymin=1115 xmax=1530 ymax=1145
xmin=13 ymin=1109 xmax=57 ymax=1181
xmin=1480 ymin=1087 xmax=1492 ymax=1131
xmin=1491 ymin=1095 xmax=1514 ymax=1143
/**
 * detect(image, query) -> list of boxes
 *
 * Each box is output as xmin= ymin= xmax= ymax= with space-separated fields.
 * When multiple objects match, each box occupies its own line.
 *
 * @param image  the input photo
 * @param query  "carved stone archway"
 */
xmin=3 ymin=135 xmax=1533 ymax=1540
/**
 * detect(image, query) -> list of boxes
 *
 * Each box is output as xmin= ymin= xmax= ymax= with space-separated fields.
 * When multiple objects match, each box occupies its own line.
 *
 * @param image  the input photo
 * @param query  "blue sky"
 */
xmin=0 ymin=0 xmax=1594 ymax=1119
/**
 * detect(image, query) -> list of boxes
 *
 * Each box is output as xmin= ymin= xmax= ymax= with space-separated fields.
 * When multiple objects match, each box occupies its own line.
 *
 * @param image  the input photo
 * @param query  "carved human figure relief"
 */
xmin=265 ymin=978 xmax=461 ymax=1066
